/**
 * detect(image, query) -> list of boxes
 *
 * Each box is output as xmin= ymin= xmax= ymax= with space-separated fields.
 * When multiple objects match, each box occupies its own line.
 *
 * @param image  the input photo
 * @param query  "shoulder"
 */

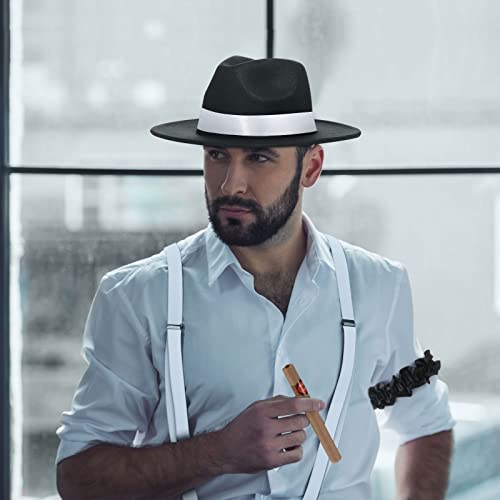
xmin=97 ymin=250 xmax=169 ymax=308
xmin=332 ymin=237 xmax=407 ymax=298
xmin=100 ymin=229 xmax=206 ymax=301
xmin=106 ymin=250 xmax=169 ymax=282
xmin=339 ymin=239 xmax=405 ymax=274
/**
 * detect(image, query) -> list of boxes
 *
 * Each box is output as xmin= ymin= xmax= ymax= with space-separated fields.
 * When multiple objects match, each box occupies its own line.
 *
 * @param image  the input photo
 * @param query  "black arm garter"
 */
xmin=368 ymin=349 xmax=441 ymax=410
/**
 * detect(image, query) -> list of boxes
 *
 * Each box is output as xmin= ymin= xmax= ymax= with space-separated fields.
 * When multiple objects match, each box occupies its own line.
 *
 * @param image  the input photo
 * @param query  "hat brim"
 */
xmin=150 ymin=119 xmax=361 ymax=147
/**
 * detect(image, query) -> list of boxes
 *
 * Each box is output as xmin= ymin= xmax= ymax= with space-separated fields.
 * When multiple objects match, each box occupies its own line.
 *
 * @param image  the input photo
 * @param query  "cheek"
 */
xmin=203 ymin=173 xmax=218 ymax=193
xmin=204 ymin=167 xmax=227 ymax=188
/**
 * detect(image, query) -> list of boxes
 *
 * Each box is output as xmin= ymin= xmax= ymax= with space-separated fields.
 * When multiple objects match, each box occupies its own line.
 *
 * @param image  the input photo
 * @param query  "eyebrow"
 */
xmin=205 ymin=146 xmax=280 ymax=159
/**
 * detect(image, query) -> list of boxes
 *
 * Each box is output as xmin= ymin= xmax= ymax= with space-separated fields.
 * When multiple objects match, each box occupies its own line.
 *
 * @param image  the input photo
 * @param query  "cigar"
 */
xmin=282 ymin=363 xmax=342 ymax=463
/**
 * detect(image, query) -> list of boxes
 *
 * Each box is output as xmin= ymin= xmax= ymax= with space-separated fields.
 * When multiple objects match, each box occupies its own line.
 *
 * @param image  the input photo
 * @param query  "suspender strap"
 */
xmin=164 ymin=244 xmax=198 ymax=500
xmin=164 ymin=233 xmax=356 ymax=500
xmin=302 ymin=235 xmax=357 ymax=500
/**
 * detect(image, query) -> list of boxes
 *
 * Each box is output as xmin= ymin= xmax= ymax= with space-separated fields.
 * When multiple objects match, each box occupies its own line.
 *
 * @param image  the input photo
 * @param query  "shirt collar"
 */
xmin=205 ymin=210 xmax=336 ymax=288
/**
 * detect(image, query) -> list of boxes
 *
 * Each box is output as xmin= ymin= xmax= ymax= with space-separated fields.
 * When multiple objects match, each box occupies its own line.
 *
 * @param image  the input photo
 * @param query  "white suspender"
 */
xmin=302 ymin=235 xmax=357 ymax=500
xmin=163 ymin=244 xmax=197 ymax=500
xmin=163 ymin=233 xmax=357 ymax=500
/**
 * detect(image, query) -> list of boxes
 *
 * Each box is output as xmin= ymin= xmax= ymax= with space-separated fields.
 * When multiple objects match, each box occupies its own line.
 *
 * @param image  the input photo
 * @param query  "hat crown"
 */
xmin=202 ymin=55 xmax=313 ymax=116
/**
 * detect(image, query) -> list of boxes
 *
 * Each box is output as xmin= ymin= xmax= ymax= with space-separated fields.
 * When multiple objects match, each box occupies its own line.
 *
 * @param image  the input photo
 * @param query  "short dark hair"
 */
xmin=295 ymin=144 xmax=316 ymax=172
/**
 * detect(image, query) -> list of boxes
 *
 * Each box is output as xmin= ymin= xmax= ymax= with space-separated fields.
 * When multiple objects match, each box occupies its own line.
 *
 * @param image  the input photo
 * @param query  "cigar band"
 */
xmin=296 ymin=379 xmax=308 ymax=396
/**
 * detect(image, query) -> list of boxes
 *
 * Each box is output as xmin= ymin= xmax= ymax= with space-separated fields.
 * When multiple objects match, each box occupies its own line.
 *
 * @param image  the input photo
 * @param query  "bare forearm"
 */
xmin=57 ymin=430 xmax=228 ymax=500
xmin=394 ymin=429 xmax=454 ymax=500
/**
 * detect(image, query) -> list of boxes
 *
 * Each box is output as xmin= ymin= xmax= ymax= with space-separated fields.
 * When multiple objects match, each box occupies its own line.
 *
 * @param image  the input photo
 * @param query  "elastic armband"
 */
xmin=368 ymin=349 xmax=441 ymax=410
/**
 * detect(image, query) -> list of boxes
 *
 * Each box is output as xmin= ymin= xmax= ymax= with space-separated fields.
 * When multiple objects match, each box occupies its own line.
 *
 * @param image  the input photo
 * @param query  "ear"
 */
xmin=303 ymin=146 xmax=324 ymax=187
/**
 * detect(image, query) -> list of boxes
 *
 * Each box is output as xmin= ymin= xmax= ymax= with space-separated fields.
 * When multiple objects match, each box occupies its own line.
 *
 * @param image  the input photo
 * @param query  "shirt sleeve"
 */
xmin=55 ymin=273 xmax=160 ymax=466
xmin=372 ymin=264 xmax=457 ymax=446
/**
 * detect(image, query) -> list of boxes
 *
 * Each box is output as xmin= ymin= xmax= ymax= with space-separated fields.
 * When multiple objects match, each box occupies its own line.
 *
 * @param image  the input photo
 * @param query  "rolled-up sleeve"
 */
xmin=374 ymin=264 xmax=457 ymax=446
xmin=55 ymin=273 xmax=160 ymax=465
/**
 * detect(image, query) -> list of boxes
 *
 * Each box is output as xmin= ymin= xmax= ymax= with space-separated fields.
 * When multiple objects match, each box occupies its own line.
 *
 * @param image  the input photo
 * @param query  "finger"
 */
xmin=277 ymin=430 xmax=307 ymax=451
xmin=275 ymin=414 xmax=310 ymax=434
xmin=266 ymin=396 xmax=324 ymax=418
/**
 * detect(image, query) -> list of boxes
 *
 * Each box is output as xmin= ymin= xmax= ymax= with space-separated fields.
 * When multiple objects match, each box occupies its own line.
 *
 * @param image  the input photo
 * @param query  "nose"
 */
xmin=220 ymin=161 xmax=251 ymax=196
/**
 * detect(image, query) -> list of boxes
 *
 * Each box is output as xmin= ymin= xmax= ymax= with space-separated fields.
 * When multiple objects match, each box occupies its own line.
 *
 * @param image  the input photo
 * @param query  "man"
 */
xmin=56 ymin=55 xmax=456 ymax=500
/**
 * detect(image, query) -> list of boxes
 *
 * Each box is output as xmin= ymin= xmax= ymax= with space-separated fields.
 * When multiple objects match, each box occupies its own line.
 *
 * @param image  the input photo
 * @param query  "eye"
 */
xmin=205 ymin=150 xmax=270 ymax=164
xmin=207 ymin=150 xmax=225 ymax=160
xmin=248 ymin=153 xmax=270 ymax=163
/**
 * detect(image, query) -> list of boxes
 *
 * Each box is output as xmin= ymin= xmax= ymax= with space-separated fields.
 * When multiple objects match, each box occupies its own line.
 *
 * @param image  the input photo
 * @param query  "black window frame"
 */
xmin=2 ymin=1 xmax=500 ymax=498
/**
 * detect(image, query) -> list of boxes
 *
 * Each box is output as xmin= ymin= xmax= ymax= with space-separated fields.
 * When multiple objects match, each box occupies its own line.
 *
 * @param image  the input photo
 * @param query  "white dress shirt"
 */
xmin=55 ymin=210 xmax=457 ymax=499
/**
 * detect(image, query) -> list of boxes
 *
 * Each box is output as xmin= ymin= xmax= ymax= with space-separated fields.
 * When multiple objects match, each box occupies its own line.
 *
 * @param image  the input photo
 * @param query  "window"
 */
xmin=2 ymin=2 xmax=500 ymax=499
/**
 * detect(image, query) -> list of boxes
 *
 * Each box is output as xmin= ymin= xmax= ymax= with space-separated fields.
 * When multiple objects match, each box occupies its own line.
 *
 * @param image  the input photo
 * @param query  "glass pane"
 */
xmin=11 ymin=0 xmax=265 ymax=168
xmin=276 ymin=1 xmax=500 ymax=168
xmin=10 ymin=172 xmax=500 ymax=497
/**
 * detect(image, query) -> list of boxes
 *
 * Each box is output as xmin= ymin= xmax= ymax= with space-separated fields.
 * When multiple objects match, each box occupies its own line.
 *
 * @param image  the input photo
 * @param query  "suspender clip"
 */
xmin=167 ymin=323 xmax=184 ymax=332
xmin=341 ymin=318 xmax=356 ymax=327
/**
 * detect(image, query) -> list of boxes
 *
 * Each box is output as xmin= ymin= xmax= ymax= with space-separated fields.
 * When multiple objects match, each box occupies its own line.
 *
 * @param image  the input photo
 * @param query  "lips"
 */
xmin=220 ymin=206 xmax=251 ymax=212
xmin=220 ymin=207 xmax=252 ymax=218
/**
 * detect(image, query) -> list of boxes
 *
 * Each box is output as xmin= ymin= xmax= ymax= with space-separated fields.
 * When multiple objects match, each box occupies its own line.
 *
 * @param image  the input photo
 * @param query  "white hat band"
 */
xmin=197 ymin=107 xmax=317 ymax=136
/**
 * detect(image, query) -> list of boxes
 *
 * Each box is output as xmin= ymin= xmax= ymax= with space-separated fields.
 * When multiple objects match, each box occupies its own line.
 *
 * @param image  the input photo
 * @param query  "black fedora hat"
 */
xmin=150 ymin=55 xmax=361 ymax=148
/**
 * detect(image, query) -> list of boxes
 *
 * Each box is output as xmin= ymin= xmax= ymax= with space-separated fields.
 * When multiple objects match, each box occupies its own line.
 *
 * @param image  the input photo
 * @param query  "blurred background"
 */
xmin=2 ymin=0 xmax=500 ymax=499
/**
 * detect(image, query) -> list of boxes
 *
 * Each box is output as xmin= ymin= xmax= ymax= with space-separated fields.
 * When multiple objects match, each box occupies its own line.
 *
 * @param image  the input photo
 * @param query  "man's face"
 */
xmin=203 ymin=145 xmax=305 ymax=247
